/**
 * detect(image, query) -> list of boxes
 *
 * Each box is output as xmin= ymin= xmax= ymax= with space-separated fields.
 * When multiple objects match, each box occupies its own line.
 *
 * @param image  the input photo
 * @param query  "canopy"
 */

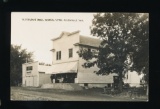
xmin=45 ymin=61 xmax=78 ymax=74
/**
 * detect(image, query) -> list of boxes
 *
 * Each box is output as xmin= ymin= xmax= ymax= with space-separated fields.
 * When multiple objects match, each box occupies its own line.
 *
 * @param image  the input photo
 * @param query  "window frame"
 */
xmin=69 ymin=48 xmax=73 ymax=58
xmin=26 ymin=66 xmax=33 ymax=71
xmin=56 ymin=51 xmax=61 ymax=60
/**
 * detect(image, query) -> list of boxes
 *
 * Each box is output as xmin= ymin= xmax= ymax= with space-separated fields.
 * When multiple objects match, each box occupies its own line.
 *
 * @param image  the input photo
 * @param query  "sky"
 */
xmin=11 ymin=12 xmax=95 ymax=64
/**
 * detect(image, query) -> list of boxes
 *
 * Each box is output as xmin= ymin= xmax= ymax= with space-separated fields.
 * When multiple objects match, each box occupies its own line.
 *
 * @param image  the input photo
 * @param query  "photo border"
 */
xmin=0 ymin=0 xmax=158 ymax=109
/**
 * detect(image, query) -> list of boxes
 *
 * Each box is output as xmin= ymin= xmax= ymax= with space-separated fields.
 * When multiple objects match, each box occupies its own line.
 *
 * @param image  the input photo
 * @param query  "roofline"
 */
xmin=22 ymin=61 xmax=39 ymax=65
xmin=74 ymin=43 xmax=99 ymax=49
xmin=51 ymin=32 xmax=64 ymax=41
xmin=51 ymin=30 xmax=80 ymax=41
xmin=68 ymin=30 xmax=80 ymax=36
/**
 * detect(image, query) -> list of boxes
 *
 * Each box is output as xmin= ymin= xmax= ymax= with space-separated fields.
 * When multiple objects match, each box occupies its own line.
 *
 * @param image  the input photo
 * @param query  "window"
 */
xmin=56 ymin=51 xmax=61 ymax=60
xmin=69 ymin=48 xmax=73 ymax=58
xmin=26 ymin=66 xmax=32 ymax=71
xmin=108 ymin=84 xmax=111 ymax=88
xmin=84 ymin=83 xmax=88 ymax=87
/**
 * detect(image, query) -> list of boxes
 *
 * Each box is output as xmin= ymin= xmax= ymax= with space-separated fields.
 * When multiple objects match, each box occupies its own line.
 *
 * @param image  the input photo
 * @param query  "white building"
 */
xmin=124 ymin=71 xmax=143 ymax=87
xmin=22 ymin=61 xmax=51 ymax=87
xmin=46 ymin=30 xmax=118 ymax=88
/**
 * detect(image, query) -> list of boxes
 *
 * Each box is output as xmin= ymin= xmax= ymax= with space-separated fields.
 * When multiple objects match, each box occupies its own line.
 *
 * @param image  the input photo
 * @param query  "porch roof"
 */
xmin=45 ymin=61 xmax=78 ymax=74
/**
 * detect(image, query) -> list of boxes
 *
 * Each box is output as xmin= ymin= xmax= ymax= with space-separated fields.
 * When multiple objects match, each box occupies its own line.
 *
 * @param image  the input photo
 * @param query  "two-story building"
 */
xmin=46 ymin=30 xmax=118 ymax=88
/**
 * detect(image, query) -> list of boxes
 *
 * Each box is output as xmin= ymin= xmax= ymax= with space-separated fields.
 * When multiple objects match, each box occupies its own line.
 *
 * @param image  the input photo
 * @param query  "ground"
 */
xmin=11 ymin=86 xmax=148 ymax=101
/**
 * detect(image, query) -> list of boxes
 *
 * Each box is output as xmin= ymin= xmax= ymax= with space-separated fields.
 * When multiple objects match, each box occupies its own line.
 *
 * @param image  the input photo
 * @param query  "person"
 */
xmin=50 ymin=75 xmax=53 ymax=83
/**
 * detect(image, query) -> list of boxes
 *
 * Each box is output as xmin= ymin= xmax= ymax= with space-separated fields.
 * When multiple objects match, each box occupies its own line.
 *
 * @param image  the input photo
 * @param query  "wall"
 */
xmin=52 ymin=32 xmax=79 ymax=64
xmin=77 ymin=57 xmax=117 ymax=83
xmin=25 ymin=76 xmax=38 ymax=87
xmin=79 ymin=83 xmax=110 ymax=88
xmin=39 ymin=73 xmax=51 ymax=86
xmin=123 ymin=71 xmax=141 ymax=87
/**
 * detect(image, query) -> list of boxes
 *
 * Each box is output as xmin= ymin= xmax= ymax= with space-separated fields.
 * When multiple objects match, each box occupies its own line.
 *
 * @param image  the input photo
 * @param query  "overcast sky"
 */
xmin=11 ymin=12 xmax=94 ymax=64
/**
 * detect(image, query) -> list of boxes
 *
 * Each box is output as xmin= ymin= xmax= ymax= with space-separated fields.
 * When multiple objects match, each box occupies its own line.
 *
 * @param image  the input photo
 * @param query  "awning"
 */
xmin=45 ymin=61 xmax=78 ymax=74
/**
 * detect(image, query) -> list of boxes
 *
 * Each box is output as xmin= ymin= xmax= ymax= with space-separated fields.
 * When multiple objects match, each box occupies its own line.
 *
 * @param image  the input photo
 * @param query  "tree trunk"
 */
xmin=118 ymin=72 xmax=123 ymax=92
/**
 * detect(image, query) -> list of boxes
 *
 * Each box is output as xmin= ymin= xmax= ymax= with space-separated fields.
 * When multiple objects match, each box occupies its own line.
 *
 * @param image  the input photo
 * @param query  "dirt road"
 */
xmin=10 ymin=87 xmax=148 ymax=101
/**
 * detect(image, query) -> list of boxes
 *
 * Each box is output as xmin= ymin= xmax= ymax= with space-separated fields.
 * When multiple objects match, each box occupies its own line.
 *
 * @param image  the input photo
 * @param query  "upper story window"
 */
xmin=69 ymin=48 xmax=73 ymax=58
xmin=26 ymin=66 xmax=33 ymax=71
xmin=56 ymin=51 xmax=61 ymax=60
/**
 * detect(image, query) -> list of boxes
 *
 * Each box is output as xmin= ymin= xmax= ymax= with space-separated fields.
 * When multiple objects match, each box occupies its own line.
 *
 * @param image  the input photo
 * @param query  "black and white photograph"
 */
xmin=10 ymin=12 xmax=149 ymax=101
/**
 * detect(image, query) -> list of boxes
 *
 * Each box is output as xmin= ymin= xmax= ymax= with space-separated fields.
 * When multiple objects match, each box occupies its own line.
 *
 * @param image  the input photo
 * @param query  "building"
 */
xmin=46 ymin=30 xmax=118 ymax=88
xmin=22 ymin=30 xmax=142 ymax=88
xmin=124 ymin=71 xmax=143 ymax=87
xmin=22 ymin=61 xmax=51 ymax=87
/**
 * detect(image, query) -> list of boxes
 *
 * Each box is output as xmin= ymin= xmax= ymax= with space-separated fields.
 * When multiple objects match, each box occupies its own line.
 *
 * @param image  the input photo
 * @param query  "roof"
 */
xmin=45 ymin=61 xmax=77 ymax=74
xmin=51 ymin=30 xmax=102 ymax=48
xmin=22 ymin=61 xmax=38 ymax=65
xmin=51 ymin=30 xmax=80 ymax=41
xmin=79 ymin=35 xmax=101 ymax=48
xmin=38 ymin=65 xmax=52 ymax=72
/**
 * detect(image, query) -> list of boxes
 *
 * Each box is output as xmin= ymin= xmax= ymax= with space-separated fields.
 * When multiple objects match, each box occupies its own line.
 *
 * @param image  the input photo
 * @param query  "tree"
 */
xmin=130 ymin=14 xmax=149 ymax=95
xmin=10 ymin=44 xmax=34 ymax=86
xmin=130 ymin=13 xmax=149 ymax=82
xmin=78 ymin=13 xmax=149 ymax=92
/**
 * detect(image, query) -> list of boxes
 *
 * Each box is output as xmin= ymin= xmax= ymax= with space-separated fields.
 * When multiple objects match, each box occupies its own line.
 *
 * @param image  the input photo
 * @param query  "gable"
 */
xmin=51 ymin=30 xmax=80 ymax=41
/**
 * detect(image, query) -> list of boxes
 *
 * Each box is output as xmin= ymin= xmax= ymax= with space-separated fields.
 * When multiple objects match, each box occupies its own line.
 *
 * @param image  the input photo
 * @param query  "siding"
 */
xmin=77 ymin=57 xmax=117 ymax=83
xmin=52 ymin=32 xmax=79 ymax=64
xmin=124 ymin=71 xmax=141 ymax=86
xmin=22 ymin=62 xmax=39 ymax=87
xmin=39 ymin=73 xmax=51 ymax=86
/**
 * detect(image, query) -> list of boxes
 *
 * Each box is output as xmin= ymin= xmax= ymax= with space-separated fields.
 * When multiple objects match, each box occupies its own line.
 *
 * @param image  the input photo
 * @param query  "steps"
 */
xmin=41 ymin=83 xmax=83 ymax=91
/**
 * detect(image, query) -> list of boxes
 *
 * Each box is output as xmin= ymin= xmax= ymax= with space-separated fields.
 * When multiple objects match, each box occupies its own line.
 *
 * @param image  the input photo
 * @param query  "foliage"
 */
xmin=78 ymin=13 xmax=149 ymax=91
xmin=10 ymin=44 xmax=34 ymax=86
xmin=130 ymin=14 xmax=149 ymax=83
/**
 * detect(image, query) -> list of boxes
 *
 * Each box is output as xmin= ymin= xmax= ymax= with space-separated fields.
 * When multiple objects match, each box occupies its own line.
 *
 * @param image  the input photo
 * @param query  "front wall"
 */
xmin=22 ymin=62 xmax=39 ymax=87
xmin=52 ymin=33 xmax=79 ymax=64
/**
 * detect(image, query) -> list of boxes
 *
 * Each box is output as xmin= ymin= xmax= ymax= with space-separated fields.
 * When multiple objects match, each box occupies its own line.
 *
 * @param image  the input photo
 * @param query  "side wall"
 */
xmin=39 ymin=73 xmax=51 ymax=86
xmin=77 ymin=57 xmax=117 ymax=84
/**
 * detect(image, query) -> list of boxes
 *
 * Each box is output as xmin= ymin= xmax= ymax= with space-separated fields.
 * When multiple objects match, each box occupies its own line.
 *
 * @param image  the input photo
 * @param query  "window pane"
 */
xmin=26 ymin=66 xmax=32 ymax=71
xmin=56 ymin=51 xmax=58 ymax=60
xmin=69 ymin=49 xmax=73 ymax=58
xmin=59 ymin=51 xmax=61 ymax=60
